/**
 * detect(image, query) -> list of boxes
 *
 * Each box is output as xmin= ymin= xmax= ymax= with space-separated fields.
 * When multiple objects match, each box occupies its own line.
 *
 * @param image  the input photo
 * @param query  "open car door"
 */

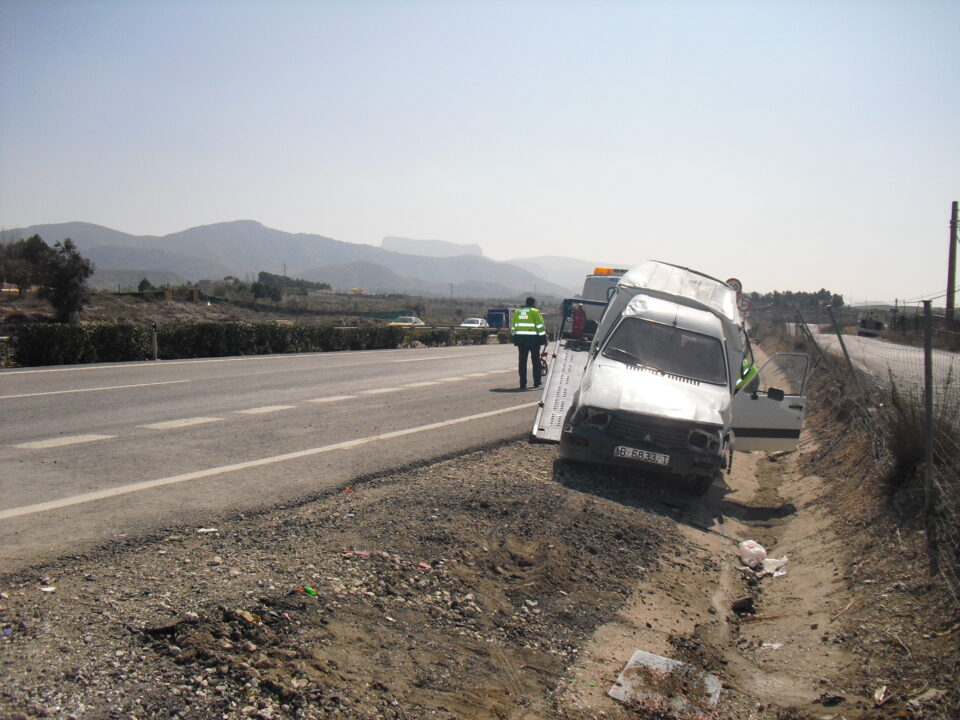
xmin=732 ymin=352 xmax=810 ymax=452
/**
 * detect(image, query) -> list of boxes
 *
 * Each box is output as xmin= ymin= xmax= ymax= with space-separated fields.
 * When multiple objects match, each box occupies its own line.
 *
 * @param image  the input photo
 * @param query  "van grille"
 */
xmin=607 ymin=415 xmax=690 ymax=448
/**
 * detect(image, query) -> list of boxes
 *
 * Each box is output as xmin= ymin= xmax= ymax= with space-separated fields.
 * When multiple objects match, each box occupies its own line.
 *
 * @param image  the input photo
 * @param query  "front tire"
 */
xmin=687 ymin=473 xmax=714 ymax=496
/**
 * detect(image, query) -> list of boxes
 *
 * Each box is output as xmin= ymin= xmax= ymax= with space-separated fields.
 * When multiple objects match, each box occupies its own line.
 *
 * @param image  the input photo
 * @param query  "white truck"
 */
xmin=532 ymin=260 xmax=809 ymax=494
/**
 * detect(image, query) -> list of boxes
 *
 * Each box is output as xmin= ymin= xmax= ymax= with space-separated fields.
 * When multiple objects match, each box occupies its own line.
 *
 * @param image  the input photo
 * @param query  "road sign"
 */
xmin=726 ymin=277 xmax=742 ymax=294
xmin=737 ymin=296 xmax=751 ymax=312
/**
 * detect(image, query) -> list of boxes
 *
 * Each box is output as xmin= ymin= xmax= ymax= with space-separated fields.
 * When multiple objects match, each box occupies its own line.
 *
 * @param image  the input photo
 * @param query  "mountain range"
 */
xmin=0 ymin=221 xmax=607 ymax=299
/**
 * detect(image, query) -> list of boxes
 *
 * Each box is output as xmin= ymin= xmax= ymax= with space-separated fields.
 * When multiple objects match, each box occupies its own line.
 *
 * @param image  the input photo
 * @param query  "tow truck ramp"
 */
xmin=531 ymin=298 xmax=608 ymax=443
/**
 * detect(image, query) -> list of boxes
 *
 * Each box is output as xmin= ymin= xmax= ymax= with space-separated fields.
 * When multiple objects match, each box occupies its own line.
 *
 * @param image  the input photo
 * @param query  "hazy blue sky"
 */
xmin=1 ymin=0 xmax=957 ymax=303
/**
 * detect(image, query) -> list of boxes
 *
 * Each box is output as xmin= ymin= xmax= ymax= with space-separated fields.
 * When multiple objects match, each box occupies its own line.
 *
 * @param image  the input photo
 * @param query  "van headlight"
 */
xmin=576 ymin=406 xmax=612 ymax=428
xmin=688 ymin=428 xmax=722 ymax=453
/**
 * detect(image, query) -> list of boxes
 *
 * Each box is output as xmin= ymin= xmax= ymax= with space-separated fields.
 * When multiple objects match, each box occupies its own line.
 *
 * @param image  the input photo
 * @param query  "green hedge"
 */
xmin=11 ymin=322 xmax=490 ymax=366
xmin=401 ymin=329 xmax=491 ymax=347
xmin=13 ymin=323 xmax=151 ymax=366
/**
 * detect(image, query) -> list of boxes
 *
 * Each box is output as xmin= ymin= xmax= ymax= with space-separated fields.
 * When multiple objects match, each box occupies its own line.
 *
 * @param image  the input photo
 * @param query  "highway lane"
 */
xmin=817 ymin=333 xmax=957 ymax=391
xmin=0 ymin=344 xmax=539 ymax=571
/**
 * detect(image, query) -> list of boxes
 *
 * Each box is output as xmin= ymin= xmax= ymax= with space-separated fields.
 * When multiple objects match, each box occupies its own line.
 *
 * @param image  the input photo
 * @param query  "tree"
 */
xmin=0 ymin=234 xmax=51 ymax=295
xmin=138 ymin=277 xmax=154 ymax=292
xmin=38 ymin=238 xmax=95 ymax=323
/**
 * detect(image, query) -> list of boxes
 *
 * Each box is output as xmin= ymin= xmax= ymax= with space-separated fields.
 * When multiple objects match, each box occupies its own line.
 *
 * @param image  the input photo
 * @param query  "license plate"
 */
xmin=613 ymin=446 xmax=670 ymax=465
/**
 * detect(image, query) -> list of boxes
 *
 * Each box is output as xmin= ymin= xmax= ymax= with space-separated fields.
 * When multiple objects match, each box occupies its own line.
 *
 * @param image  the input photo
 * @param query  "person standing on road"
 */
xmin=511 ymin=296 xmax=548 ymax=389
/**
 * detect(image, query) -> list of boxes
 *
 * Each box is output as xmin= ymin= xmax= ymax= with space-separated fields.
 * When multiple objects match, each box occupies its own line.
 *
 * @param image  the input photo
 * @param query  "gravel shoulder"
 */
xmin=2 ymin=384 xmax=958 ymax=719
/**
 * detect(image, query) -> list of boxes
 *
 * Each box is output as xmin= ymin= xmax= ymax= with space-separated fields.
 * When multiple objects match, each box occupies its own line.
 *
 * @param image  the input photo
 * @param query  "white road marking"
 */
xmin=392 ymin=354 xmax=472 ymax=363
xmin=462 ymin=373 xmax=488 ymax=377
xmin=405 ymin=381 xmax=439 ymax=387
xmin=435 ymin=377 xmax=465 ymax=382
xmin=0 ymin=402 xmax=539 ymax=520
xmin=234 ymin=405 xmax=297 ymax=415
xmin=1 ymin=346 xmax=509 ymax=375
xmin=0 ymin=380 xmax=190 ymax=400
xmin=309 ymin=395 xmax=357 ymax=403
xmin=15 ymin=434 xmax=116 ymax=450
xmin=140 ymin=417 xmax=222 ymax=430
xmin=359 ymin=388 xmax=400 ymax=395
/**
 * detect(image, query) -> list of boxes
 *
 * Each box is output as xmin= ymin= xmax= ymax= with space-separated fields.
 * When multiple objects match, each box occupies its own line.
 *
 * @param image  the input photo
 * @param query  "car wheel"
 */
xmin=687 ymin=473 xmax=714 ymax=496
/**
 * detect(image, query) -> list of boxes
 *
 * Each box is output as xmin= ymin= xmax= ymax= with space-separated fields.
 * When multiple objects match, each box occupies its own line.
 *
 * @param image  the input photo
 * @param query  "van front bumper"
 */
xmin=559 ymin=413 xmax=725 ymax=479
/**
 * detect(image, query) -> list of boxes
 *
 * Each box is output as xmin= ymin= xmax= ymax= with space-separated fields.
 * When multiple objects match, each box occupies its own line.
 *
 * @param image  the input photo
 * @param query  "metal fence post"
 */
xmin=151 ymin=320 xmax=158 ymax=361
xmin=826 ymin=304 xmax=862 ymax=393
xmin=923 ymin=300 xmax=939 ymax=572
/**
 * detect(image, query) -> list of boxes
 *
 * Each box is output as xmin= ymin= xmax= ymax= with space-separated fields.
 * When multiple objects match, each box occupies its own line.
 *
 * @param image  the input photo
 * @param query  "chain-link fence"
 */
xmin=795 ymin=307 xmax=960 ymax=609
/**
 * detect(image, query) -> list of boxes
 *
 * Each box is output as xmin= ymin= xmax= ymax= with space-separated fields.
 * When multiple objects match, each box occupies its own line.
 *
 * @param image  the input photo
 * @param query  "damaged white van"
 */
xmin=552 ymin=261 xmax=809 ymax=494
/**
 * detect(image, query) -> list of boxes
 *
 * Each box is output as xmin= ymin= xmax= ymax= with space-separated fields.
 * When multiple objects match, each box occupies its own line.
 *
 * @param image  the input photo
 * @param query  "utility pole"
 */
xmin=947 ymin=201 xmax=958 ymax=330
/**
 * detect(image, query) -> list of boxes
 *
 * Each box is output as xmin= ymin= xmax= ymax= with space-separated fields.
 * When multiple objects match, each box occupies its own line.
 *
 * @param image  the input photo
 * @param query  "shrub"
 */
xmin=12 ymin=322 xmax=406 ymax=366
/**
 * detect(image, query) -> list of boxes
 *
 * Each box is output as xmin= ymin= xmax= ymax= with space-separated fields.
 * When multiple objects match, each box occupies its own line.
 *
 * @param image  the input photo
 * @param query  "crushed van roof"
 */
xmin=618 ymin=261 xmax=739 ymax=324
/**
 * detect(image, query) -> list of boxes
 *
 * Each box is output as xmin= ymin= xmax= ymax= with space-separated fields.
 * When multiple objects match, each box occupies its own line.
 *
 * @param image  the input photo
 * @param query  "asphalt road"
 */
xmin=0 ymin=344 xmax=537 ymax=571
xmin=816 ymin=332 xmax=957 ymax=392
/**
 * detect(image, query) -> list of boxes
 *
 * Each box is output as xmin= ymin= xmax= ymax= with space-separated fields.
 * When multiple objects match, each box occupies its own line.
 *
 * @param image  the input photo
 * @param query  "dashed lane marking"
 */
xmin=359 ymin=388 xmax=401 ymax=395
xmin=0 ymin=402 xmax=539 ymax=520
xmin=234 ymin=405 xmax=298 ymax=415
xmin=140 ymin=417 xmax=222 ymax=430
xmin=308 ymin=395 xmax=357 ymax=403
xmin=15 ymin=434 xmax=116 ymax=450
xmin=0 ymin=380 xmax=190 ymax=400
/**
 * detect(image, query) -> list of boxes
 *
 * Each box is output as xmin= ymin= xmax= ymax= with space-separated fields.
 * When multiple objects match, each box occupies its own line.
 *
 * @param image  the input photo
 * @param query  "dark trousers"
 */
xmin=515 ymin=337 xmax=543 ymax=388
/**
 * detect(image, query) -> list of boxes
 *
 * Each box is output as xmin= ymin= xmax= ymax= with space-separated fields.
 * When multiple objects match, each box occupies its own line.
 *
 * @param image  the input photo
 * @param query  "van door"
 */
xmin=732 ymin=352 xmax=810 ymax=452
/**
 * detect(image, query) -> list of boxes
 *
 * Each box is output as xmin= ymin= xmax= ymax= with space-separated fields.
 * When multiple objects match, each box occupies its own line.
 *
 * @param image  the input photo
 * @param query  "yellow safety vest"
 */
xmin=511 ymin=306 xmax=546 ymax=338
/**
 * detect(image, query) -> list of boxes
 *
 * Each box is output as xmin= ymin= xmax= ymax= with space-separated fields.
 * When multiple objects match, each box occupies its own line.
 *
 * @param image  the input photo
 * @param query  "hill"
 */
xmin=1 ymin=221 xmax=569 ymax=299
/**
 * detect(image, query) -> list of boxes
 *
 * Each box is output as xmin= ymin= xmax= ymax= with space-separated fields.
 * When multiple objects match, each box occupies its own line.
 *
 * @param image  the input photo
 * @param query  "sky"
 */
xmin=1 ymin=0 xmax=958 ymax=304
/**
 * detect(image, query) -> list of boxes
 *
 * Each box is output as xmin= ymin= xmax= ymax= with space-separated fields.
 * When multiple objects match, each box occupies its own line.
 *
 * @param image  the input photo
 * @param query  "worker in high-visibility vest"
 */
xmin=511 ymin=296 xmax=548 ymax=389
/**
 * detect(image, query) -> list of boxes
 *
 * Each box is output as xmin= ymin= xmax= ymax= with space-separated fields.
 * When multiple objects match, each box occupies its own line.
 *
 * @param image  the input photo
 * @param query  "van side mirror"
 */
xmin=767 ymin=387 xmax=785 ymax=402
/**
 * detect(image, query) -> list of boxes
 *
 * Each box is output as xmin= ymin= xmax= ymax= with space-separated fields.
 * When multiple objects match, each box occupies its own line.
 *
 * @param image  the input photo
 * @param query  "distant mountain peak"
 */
xmin=381 ymin=236 xmax=483 ymax=258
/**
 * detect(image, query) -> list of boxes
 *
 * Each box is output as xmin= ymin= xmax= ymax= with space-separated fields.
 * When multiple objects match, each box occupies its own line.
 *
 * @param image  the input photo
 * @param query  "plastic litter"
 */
xmin=874 ymin=685 xmax=891 ymax=706
xmin=297 ymin=586 xmax=318 ymax=596
xmin=738 ymin=540 xmax=766 ymax=569
xmin=609 ymin=649 xmax=721 ymax=719
xmin=39 ymin=586 xmax=56 ymax=593
xmin=196 ymin=528 xmax=219 ymax=534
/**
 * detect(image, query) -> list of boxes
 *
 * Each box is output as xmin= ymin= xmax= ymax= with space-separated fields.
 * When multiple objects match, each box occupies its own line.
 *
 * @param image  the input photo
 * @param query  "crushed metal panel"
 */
xmin=608 ymin=649 xmax=722 ymax=720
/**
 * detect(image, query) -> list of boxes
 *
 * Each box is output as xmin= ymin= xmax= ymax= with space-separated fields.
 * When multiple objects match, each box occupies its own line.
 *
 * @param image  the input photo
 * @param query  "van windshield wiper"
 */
xmin=604 ymin=347 xmax=670 ymax=374
xmin=604 ymin=346 xmax=646 ymax=367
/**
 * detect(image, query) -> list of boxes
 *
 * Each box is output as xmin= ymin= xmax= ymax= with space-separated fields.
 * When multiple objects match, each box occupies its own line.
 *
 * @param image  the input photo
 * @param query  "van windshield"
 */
xmin=602 ymin=317 xmax=727 ymax=385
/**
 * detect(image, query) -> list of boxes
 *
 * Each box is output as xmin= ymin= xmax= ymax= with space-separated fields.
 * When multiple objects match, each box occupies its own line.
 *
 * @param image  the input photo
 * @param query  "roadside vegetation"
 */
xmin=761 ymin=319 xmax=960 ymax=603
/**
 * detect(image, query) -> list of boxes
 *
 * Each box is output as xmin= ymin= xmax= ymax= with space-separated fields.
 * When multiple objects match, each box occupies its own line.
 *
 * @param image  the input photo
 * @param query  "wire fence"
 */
xmin=794 ymin=308 xmax=960 ymax=610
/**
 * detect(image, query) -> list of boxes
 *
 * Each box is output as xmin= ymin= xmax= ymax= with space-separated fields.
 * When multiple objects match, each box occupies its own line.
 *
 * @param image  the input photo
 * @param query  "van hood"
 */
xmin=580 ymin=356 xmax=730 ymax=426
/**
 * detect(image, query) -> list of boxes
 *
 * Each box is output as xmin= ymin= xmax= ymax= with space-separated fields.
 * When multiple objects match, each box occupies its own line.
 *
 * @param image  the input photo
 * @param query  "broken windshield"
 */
xmin=601 ymin=317 xmax=727 ymax=385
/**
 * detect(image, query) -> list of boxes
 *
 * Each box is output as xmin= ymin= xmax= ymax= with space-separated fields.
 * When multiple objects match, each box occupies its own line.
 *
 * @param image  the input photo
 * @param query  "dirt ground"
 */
xmin=1 ymin=294 xmax=359 ymax=332
xmin=2 ymin=372 xmax=958 ymax=720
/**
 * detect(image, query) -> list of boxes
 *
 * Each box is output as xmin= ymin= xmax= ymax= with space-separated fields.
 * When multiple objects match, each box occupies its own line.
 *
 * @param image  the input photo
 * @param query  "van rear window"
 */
xmin=602 ymin=318 xmax=727 ymax=385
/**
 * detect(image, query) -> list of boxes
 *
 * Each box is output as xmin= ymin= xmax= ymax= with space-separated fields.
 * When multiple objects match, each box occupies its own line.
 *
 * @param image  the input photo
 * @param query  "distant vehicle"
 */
xmin=388 ymin=316 xmax=426 ymax=327
xmin=459 ymin=318 xmax=490 ymax=328
xmin=856 ymin=309 xmax=886 ymax=338
xmin=577 ymin=267 xmax=628 ymax=325
xmin=485 ymin=308 xmax=514 ymax=329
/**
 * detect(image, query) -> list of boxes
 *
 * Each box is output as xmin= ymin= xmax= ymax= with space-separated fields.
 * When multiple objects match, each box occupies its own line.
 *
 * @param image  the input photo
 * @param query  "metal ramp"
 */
xmin=531 ymin=297 xmax=608 ymax=443
xmin=531 ymin=338 xmax=590 ymax=442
